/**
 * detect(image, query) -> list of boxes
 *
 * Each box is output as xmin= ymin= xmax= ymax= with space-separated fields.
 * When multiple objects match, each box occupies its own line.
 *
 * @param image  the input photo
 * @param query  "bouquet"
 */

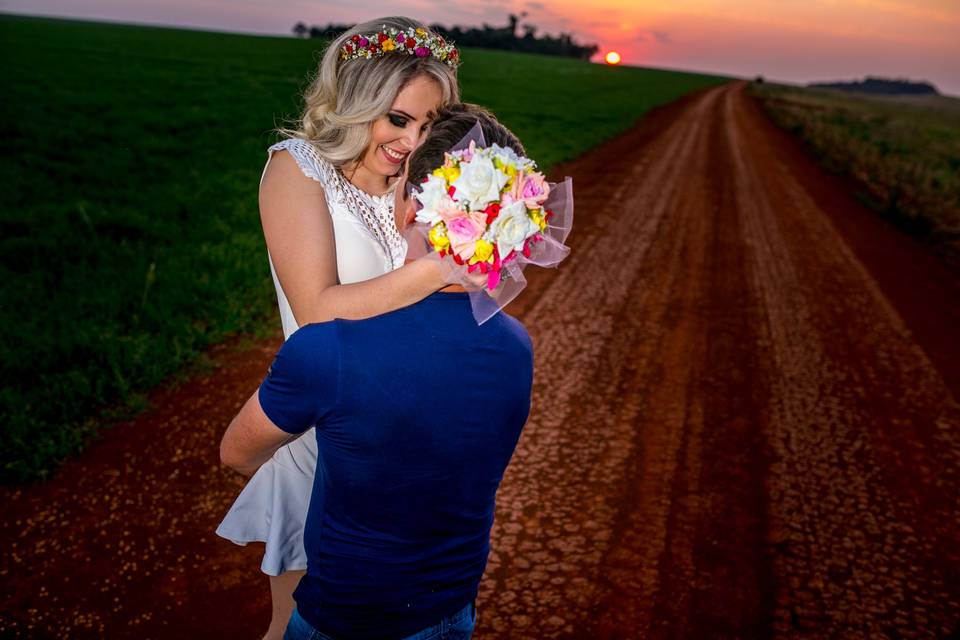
xmin=415 ymin=142 xmax=556 ymax=290
xmin=406 ymin=123 xmax=573 ymax=323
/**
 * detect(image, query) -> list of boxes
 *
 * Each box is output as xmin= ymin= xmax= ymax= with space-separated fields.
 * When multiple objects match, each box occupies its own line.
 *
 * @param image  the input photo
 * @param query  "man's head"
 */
xmin=396 ymin=103 xmax=525 ymax=226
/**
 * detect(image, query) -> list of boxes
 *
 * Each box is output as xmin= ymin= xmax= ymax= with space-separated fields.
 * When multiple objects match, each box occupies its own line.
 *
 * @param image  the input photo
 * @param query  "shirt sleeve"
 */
xmin=257 ymin=323 xmax=340 ymax=434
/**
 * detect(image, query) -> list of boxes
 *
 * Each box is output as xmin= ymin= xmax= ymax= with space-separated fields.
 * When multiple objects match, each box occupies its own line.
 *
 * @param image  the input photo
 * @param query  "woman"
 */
xmin=216 ymin=17 xmax=461 ymax=639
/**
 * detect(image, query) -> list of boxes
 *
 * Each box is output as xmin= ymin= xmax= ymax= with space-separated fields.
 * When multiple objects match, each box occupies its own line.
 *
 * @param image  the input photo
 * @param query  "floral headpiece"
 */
xmin=339 ymin=26 xmax=460 ymax=68
xmin=404 ymin=121 xmax=573 ymax=324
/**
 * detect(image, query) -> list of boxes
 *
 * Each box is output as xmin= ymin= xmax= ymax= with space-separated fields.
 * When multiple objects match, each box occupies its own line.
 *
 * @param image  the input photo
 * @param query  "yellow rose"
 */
xmin=494 ymin=158 xmax=517 ymax=179
xmin=530 ymin=209 xmax=546 ymax=231
xmin=470 ymin=239 xmax=494 ymax=264
xmin=381 ymin=39 xmax=396 ymax=51
xmin=429 ymin=224 xmax=450 ymax=251
xmin=440 ymin=165 xmax=460 ymax=184
xmin=415 ymin=28 xmax=427 ymax=37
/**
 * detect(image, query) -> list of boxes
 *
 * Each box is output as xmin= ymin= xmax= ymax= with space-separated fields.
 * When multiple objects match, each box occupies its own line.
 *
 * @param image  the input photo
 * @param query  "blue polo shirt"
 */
xmin=258 ymin=292 xmax=533 ymax=639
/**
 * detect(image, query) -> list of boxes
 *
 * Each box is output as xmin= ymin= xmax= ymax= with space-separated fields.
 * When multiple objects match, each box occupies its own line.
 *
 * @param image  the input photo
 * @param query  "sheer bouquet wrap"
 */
xmin=404 ymin=122 xmax=574 ymax=324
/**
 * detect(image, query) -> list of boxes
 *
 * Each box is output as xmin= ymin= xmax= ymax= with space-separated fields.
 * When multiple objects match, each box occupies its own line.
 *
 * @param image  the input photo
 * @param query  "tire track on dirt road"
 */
xmin=726 ymin=85 xmax=959 ymax=638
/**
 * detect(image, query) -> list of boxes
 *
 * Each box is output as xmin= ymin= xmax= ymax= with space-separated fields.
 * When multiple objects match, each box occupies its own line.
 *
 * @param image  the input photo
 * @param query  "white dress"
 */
xmin=216 ymin=138 xmax=407 ymax=575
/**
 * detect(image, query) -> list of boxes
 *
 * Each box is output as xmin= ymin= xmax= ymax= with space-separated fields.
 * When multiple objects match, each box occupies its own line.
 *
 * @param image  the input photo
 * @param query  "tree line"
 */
xmin=809 ymin=77 xmax=940 ymax=96
xmin=292 ymin=14 xmax=598 ymax=60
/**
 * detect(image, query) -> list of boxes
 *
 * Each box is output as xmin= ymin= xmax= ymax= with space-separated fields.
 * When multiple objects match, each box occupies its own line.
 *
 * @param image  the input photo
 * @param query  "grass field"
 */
xmin=751 ymin=82 xmax=960 ymax=253
xmin=0 ymin=14 xmax=727 ymax=483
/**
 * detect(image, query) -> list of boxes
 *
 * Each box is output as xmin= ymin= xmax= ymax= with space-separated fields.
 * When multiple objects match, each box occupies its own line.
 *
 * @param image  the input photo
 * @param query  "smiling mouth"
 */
xmin=380 ymin=145 xmax=408 ymax=164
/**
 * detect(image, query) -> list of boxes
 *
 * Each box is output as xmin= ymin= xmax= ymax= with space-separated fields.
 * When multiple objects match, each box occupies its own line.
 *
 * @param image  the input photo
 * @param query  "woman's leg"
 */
xmin=262 ymin=570 xmax=306 ymax=640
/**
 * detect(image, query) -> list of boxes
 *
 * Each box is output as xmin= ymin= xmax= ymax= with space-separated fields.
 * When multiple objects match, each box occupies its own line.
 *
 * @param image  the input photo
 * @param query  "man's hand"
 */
xmin=220 ymin=391 xmax=299 ymax=476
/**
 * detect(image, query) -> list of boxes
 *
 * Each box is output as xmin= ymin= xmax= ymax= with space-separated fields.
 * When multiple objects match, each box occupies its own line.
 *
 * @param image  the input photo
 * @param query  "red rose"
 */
xmin=351 ymin=34 xmax=360 ymax=42
xmin=405 ymin=37 xmax=416 ymax=48
xmin=378 ymin=32 xmax=388 ymax=43
xmin=484 ymin=202 xmax=501 ymax=224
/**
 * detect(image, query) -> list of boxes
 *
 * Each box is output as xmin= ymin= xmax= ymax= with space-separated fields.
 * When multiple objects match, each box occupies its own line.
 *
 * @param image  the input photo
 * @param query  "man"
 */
xmin=221 ymin=105 xmax=534 ymax=640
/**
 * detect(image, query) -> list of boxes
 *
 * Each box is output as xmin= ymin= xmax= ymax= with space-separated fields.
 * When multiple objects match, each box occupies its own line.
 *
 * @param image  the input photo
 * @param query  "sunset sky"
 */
xmin=5 ymin=0 xmax=959 ymax=94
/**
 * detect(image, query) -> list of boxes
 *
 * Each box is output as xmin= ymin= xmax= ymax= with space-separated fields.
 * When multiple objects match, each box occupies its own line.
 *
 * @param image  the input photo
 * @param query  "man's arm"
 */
xmin=219 ymin=323 xmax=338 ymax=476
xmin=220 ymin=391 xmax=300 ymax=476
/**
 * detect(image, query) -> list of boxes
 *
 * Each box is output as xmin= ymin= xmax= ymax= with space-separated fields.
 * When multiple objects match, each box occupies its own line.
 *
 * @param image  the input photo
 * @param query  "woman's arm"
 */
xmin=259 ymin=150 xmax=445 ymax=325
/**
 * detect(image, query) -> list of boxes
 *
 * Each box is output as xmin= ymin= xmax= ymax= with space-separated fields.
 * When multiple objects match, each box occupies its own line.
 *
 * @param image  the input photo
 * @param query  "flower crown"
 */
xmin=413 ymin=141 xmax=551 ymax=291
xmin=339 ymin=26 xmax=460 ymax=68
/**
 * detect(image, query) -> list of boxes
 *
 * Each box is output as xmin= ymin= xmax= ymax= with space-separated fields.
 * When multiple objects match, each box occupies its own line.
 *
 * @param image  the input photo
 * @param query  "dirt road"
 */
xmin=2 ymin=82 xmax=958 ymax=638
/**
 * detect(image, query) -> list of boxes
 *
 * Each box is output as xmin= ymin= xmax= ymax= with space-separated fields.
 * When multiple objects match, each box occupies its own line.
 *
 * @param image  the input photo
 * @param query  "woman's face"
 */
xmin=362 ymin=74 xmax=443 ymax=178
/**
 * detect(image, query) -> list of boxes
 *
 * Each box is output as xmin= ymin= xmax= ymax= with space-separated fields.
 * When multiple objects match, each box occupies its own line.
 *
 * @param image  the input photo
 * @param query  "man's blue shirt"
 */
xmin=258 ymin=292 xmax=533 ymax=638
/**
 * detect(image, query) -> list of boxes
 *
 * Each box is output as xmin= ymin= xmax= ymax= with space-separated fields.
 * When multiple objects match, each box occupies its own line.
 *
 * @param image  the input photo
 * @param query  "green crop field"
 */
xmin=0 ymin=14 xmax=727 ymax=483
xmin=752 ymin=82 xmax=960 ymax=254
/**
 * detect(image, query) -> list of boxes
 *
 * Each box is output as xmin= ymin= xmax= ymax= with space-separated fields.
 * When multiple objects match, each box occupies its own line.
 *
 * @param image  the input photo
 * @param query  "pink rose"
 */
xmin=451 ymin=140 xmax=476 ymax=163
xmin=511 ymin=171 xmax=550 ymax=209
xmin=442 ymin=209 xmax=486 ymax=260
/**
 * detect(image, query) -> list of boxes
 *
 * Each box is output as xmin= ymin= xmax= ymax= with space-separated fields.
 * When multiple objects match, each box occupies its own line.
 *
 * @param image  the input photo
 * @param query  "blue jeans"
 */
xmin=284 ymin=602 xmax=477 ymax=640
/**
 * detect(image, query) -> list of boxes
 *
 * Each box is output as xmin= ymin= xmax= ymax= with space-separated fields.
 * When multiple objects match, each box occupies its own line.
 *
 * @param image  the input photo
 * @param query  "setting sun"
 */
xmin=604 ymin=51 xmax=622 ymax=65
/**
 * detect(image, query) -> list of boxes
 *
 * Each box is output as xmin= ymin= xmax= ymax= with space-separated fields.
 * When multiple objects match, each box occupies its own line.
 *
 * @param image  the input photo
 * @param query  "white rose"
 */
xmin=490 ymin=200 xmax=540 ymax=257
xmin=452 ymin=157 xmax=508 ymax=210
xmin=489 ymin=143 xmax=534 ymax=171
xmin=414 ymin=174 xmax=451 ymax=224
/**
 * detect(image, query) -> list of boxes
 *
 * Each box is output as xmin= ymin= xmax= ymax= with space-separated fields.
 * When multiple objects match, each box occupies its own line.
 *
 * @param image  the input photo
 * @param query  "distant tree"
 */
xmin=507 ymin=13 xmax=527 ymax=38
xmin=305 ymin=23 xmax=350 ymax=40
xmin=292 ymin=22 xmax=308 ymax=38
xmin=810 ymin=77 xmax=939 ymax=96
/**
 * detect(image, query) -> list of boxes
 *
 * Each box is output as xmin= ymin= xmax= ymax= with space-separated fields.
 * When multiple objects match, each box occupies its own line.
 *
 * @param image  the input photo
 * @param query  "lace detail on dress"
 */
xmin=267 ymin=138 xmax=406 ymax=270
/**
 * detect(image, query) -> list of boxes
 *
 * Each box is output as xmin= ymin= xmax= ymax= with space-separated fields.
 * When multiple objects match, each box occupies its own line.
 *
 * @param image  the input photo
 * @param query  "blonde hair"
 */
xmin=281 ymin=17 xmax=461 ymax=166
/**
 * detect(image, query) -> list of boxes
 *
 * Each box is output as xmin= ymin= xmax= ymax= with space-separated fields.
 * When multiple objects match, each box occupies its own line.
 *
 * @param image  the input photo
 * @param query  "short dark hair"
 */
xmin=404 ymin=103 xmax=525 ymax=190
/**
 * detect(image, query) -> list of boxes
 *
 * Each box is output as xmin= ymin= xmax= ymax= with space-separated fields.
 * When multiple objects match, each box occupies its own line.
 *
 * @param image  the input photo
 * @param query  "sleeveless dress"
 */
xmin=216 ymin=138 xmax=407 ymax=575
